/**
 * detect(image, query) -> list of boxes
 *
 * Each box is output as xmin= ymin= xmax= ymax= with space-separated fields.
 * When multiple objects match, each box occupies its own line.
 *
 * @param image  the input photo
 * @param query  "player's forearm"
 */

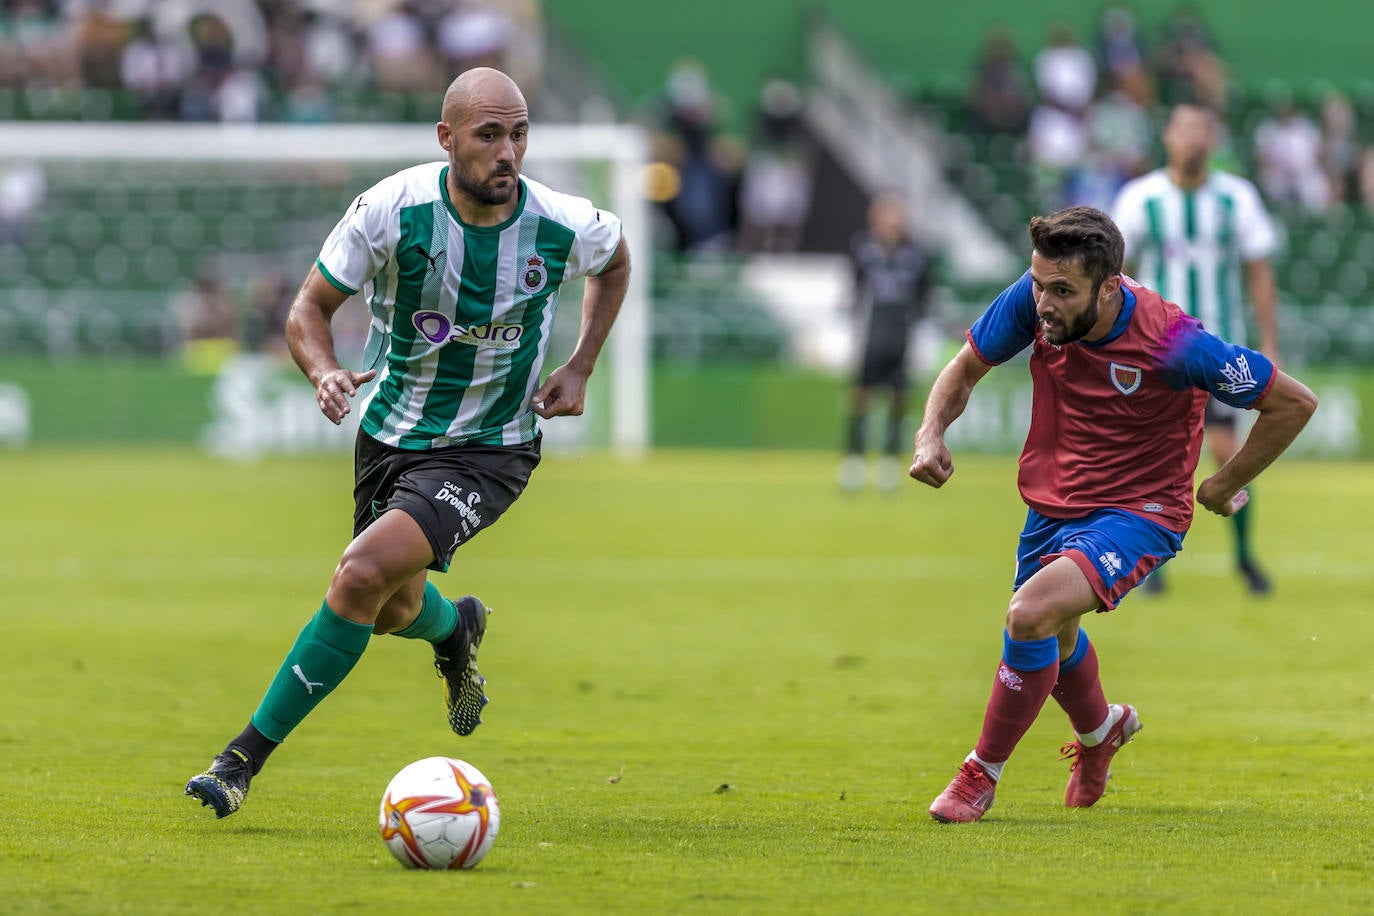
xmin=286 ymin=298 xmax=342 ymax=387
xmin=1245 ymin=259 xmax=1280 ymax=357
xmin=567 ymin=244 xmax=630 ymax=375
xmin=917 ymin=350 xmax=984 ymax=439
xmin=1212 ymin=375 xmax=1317 ymax=493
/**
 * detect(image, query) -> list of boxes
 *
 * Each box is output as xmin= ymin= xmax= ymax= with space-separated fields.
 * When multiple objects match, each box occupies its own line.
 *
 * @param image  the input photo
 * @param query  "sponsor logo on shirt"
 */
xmin=1217 ymin=354 xmax=1258 ymax=394
xmin=412 ymin=311 xmax=523 ymax=349
xmin=518 ymin=253 xmax=548 ymax=295
xmin=1142 ymin=502 xmax=1164 ymax=513
xmin=1109 ymin=362 xmax=1143 ymax=395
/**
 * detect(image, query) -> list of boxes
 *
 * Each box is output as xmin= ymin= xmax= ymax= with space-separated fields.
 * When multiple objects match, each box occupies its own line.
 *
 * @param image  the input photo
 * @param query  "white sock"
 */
xmin=1076 ymin=703 xmax=1122 ymax=747
xmin=967 ymin=751 xmax=1004 ymax=782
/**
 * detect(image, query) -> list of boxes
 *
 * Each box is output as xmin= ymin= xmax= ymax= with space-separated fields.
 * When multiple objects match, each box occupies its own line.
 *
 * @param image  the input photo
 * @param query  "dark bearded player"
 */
xmin=909 ymin=206 xmax=1316 ymax=823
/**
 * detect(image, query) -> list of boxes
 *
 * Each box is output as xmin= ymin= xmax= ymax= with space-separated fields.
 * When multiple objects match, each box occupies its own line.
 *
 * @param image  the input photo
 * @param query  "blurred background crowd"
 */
xmin=1 ymin=0 xmax=1371 ymax=453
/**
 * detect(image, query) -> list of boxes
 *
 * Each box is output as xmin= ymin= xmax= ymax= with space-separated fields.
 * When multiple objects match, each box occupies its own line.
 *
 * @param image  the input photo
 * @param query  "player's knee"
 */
xmin=331 ymin=552 xmax=392 ymax=603
xmin=1004 ymin=592 xmax=1061 ymax=641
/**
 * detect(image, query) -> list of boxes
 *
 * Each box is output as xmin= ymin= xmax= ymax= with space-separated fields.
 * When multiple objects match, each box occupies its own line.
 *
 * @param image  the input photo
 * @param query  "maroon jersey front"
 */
xmin=968 ymin=273 xmax=1276 ymax=533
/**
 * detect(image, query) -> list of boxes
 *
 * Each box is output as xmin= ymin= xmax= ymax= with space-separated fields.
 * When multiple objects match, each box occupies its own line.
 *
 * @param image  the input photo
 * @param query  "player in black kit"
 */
xmin=838 ymin=193 xmax=933 ymax=493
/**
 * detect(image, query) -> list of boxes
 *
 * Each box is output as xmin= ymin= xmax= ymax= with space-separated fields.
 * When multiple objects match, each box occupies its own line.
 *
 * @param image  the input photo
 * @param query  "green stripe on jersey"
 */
xmin=475 ymin=215 xmax=576 ymax=439
xmin=363 ymin=201 xmax=439 ymax=442
xmin=400 ymin=201 xmax=480 ymax=448
xmin=1144 ymin=195 xmax=1165 ymax=294
xmin=1183 ymin=191 xmax=1200 ymax=327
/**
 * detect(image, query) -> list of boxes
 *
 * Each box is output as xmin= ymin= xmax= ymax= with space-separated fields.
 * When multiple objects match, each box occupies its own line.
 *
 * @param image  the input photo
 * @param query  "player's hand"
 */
xmin=531 ymin=364 xmax=589 ymax=418
xmin=909 ymin=437 xmax=954 ymax=488
xmin=315 ymin=368 xmax=376 ymax=425
xmin=1197 ymin=478 xmax=1249 ymax=517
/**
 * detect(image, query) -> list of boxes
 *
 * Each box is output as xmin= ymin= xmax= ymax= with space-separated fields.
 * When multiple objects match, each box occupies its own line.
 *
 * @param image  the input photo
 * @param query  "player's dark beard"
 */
xmin=454 ymin=164 xmax=518 ymax=206
xmin=1044 ymin=280 xmax=1101 ymax=345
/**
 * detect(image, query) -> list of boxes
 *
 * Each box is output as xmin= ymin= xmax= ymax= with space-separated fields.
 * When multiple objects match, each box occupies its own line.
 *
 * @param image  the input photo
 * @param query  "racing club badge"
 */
xmin=519 ymin=253 xmax=547 ymax=295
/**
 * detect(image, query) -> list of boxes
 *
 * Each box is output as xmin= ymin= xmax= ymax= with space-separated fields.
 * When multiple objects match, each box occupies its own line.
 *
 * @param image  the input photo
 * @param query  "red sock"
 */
xmin=1051 ymin=641 xmax=1109 ymax=736
xmin=973 ymin=659 xmax=1060 ymax=764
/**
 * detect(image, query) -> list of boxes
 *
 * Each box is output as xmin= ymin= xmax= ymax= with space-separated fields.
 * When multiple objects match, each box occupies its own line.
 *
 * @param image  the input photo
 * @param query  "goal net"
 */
xmin=0 ymin=122 xmax=650 ymax=455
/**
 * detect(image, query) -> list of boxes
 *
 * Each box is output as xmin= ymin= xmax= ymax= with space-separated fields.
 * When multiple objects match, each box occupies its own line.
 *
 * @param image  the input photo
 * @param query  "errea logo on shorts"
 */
xmin=412 ymin=311 xmax=523 ymax=349
xmin=1098 ymin=551 xmax=1125 ymax=576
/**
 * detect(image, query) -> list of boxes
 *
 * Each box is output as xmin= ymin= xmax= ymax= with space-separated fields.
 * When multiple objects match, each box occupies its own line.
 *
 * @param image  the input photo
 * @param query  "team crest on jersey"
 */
xmin=1109 ymin=362 xmax=1143 ymax=395
xmin=518 ymin=254 xmax=547 ymax=295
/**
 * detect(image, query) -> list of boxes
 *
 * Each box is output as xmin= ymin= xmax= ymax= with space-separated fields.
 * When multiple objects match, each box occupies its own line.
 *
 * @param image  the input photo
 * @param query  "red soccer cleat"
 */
xmin=929 ymin=760 xmax=998 ymax=823
xmin=1060 ymin=703 xmax=1142 ymax=808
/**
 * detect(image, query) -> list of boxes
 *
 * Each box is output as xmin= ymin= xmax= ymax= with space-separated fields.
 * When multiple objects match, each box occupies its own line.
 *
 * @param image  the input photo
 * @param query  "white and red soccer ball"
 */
xmin=379 ymin=756 xmax=500 ymax=869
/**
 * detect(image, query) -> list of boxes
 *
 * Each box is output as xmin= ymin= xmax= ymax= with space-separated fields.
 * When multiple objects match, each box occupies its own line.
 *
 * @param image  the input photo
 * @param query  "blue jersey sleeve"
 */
xmin=1157 ymin=315 xmax=1276 ymax=408
xmin=967 ymin=271 xmax=1039 ymax=365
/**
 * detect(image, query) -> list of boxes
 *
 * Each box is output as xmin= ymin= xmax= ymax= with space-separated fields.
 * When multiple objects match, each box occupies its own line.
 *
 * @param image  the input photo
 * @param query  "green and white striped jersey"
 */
xmin=1110 ymin=168 xmax=1277 ymax=344
xmin=316 ymin=163 xmax=622 ymax=450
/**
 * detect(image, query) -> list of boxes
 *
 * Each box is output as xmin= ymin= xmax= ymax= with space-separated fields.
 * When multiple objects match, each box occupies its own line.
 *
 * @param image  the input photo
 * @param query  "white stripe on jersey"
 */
xmin=1111 ymin=168 xmax=1277 ymax=344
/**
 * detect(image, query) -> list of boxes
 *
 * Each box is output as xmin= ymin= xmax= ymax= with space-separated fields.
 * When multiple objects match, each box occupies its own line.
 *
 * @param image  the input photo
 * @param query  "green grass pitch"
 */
xmin=1 ymin=447 xmax=1371 ymax=913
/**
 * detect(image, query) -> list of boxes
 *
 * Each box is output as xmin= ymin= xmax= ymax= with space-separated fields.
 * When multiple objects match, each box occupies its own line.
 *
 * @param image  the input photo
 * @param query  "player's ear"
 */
xmin=436 ymin=121 xmax=452 ymax=152
xmin=1099 ymin=274 xmax=1121 ymax=304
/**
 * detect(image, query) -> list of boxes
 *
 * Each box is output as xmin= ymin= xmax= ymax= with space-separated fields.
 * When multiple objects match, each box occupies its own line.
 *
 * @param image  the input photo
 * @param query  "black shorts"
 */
xmin=352 ymin=432 xmax=541 ymax=573
xmin=858 ymin=342 xmax=909 ymax=390
xmin=1204 ymin=395 xmax=1240 ymax=429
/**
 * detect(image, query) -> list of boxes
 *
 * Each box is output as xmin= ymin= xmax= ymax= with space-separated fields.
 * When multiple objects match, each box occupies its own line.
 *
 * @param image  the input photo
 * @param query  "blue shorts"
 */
xmin=1014 ymin=507 xmax=1185 ymax=610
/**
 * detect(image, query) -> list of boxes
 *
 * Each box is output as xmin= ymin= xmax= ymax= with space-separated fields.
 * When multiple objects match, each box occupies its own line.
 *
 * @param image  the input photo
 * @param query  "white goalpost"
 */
xmin=0 ymin=122 xmax=652 ymax=454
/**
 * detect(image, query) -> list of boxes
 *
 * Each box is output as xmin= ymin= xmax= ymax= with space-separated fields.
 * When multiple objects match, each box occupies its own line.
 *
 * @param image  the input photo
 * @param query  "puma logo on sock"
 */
xmin=293 ymin=664 xmax=324 ymax=694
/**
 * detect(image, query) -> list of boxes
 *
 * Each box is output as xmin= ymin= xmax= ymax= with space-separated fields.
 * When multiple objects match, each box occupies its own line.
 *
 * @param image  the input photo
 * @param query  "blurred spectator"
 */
xmin=119 ymin=17 xmax=186 ymax=118
xmin=1095 ymin=5 xmax=1145 ymax=87
xmin=1094 ymin=4 xmax=1154 ymax=107
xmin=1152 ymin=6 xmax=1224 ymax=109
xmin=1319 ymin=91 xmax=1360 ymax=205
xmin=366 ymin=2 xmax=439 ymax=92
xmin=1 ymin=0 xmax=75 ymax=88
xmin=652 ymin=59 xmax=738 ymax=252
xmin=1034 ymin=23 xmax=1096 ymax=114
xmin=1254 ymin=95 xmax=1329 ymax=213
xmin=967 ymin=26 xmax=1031 ymax=135
xmin=737 ymin=78 xmax=813 ymax=253
xmin=436 ymin=1 xmax=514 ymax=76
xmin=244 ymin=267 xmax=293 ymax=359
xmin=1027 ymin=102 xmax=1088 ymax=209
xmin=73 ymin=0 xmax=127 ymax=89
xmin=1064 ymin=89 xmax=1150 ymax=211
xmin=176 ymin=261 xmax=241 ymax=374
xmin=0 ymin=159 xmax=47 ymax=246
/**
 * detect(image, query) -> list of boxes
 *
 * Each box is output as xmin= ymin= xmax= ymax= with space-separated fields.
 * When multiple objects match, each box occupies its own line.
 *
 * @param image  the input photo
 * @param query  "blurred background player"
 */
xmin=1111 ymin=104 xmax=1281 ymax=594
xmin=837 ymin=193 xmax=933 ymax=493
xmin=912 ymin=206 xmax=1316 ymax=823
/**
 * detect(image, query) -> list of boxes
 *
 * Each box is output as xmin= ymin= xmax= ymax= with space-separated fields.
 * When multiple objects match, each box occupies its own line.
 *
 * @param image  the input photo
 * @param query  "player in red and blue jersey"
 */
xmin=911 ymin=207 xmax=1316 ymax=823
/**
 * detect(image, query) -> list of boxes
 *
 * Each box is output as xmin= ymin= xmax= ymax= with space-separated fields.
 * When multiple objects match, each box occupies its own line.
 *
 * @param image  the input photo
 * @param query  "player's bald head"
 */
xmin=441 ymin=68 xmax=527 ymax=124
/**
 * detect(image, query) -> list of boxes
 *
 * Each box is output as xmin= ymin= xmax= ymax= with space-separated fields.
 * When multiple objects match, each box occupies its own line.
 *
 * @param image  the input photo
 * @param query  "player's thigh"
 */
xmin=1053 ymin=510 xmax=1182 ymax=610
xmin=383 ymin=439 xmax=542 ymax=573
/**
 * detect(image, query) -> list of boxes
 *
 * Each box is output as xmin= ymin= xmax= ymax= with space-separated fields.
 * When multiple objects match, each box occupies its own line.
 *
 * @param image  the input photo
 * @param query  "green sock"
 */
xmin=249 ymin=602 xmax=374 ymax=743
xmin=1232 ymin=495 xmax=1253 ymax=566
xmin=394 ymin=581 xmax=458 ymax=643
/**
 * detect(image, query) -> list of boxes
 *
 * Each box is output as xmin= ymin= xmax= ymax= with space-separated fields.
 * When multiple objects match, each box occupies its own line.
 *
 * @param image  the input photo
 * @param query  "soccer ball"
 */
xmin=379 ymin=756 xmax=501 ymax=870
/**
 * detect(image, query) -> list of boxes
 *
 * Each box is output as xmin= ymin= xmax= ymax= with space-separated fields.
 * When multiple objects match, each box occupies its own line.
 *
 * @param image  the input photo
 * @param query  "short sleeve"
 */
xmin=1231 ymin=179 xmax=1279 ymax=262
xmin=1156 ymin=314 xmax=1277 ymax=408
xmin=967 ymin=271 xmax=1039 ymax=365
xmin=568 ymin=200 xmax=623 ymax=279
xmin=317 ymin=183 xmax=394 ymax=295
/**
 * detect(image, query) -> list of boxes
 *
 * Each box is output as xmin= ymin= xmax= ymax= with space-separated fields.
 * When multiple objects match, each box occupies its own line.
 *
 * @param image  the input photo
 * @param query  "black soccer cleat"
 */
xmin=434 ymin=595 xmax=490 ymax=737
xmin=185 ymin=747 xmax=253 ymax=818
